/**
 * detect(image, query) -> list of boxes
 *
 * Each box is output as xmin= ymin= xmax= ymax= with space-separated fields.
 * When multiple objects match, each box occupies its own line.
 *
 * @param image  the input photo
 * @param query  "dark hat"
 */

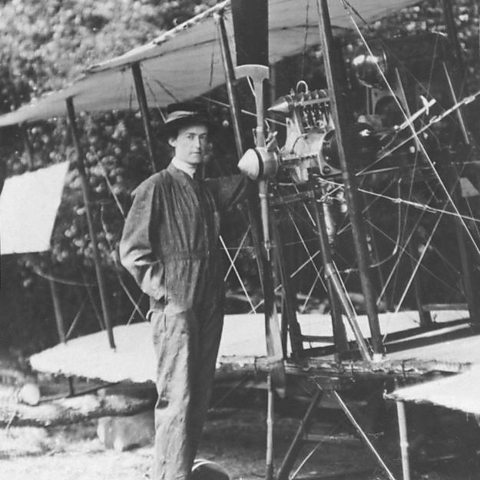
xmin=162 ymin=102 xmax=212 ymax=138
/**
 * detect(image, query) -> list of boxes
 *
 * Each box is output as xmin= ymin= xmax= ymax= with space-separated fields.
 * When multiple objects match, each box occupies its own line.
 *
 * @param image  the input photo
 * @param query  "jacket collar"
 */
xmin=170 ymin=157 xmax=196 ymax=178
xmin=167 ymin=162 xmax=198 ymax=186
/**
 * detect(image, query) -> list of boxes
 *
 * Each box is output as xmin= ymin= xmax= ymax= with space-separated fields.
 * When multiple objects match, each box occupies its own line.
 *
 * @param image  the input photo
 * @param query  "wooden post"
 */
xmin=316 ymin=0 xmax=383 ymax=356
xmin=66 ymin=97 xmax=116 ymax=350
xmin=131 ymin=62 xmax=159 ymax=172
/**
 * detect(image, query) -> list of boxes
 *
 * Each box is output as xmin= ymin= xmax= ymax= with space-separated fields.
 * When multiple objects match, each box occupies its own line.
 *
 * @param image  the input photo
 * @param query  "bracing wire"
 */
xmin=375 ymin=89 xmax=480 ymax=162
xmin=200 ymin=95 xmax=287 ymax=127
xmin=99 ymin=164 xmax=126 ymax=219
xmin=301 ymin=0 xmax=311 ymax=79
xmin=31 ymin=266 xmax=96 ymax=287
xmin=341 ymin=0 xmax=473 ymax=132
xmin=336 ymin=176 xmax=398 ymax=236
xmin=65 ymin=298 xmax=88 ymax=340
xmin=223 ymin=226 xmax=251 ymax=280
xmin=285 ymin=206 xmax=327 ymax=291
xmin=220 ymin=235 xmax=257 ymax=313
xmin=394 ymin=210 xmax=445 ymax=315
xmin=124 ymin=290 xmax=146 ymax=325
xmin=367 ymin=216 xmax=460 ymax=299
xmin=322 ymin=176 xmax=480 ymax=224
xmin=341 ymin=0 xmax=480 ymax=258
xmin=290 ymin=250 xmax=321 ymax=278
xmin=301 ymin=271 xmax=321 ymax=313
xmin=152 ymin=78 xmax=180 ymax=103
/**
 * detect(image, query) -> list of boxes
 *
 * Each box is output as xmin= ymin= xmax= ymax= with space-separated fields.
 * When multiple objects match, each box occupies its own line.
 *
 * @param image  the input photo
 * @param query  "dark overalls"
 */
xmin=120 ymin=163 xmax=248 ymax=480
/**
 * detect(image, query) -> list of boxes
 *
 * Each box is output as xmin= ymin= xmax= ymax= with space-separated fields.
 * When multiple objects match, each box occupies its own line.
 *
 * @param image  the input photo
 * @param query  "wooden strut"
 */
xmin=214 ymin=11 xmax=244 ymax=158
xmin=310 ymin=182 xmax=351 ymax=360
xmin=332 ymin=390 xmax=397 ymax=480
xmin=266 ymin=375 xmax=275 ymax=480
xmin=66 ymin=97 xmax=116 ymax=350
xmin=131 ymin=62 xmax=159 ymax=173
xmin=234 ymin=65 xmax=287 ymax=398
xmin=441 ymin=65 xmax=480 ymax=324
xmin=442 ymin=0 xmax=480 ymax=324
xmin=394 ymin=69 xmax=432 ymax=328
xmin=278 ymin=385 xmax=398 ymax=480
xmin=214 ymin=9 xmax=266 ymax=286
xmin=271 ymin=215 xmax=304 ymax=357
xmin=396 ymin=400 xmax=411 ymax=480
xmin=277 ymin=388 xmax=323 ymax=480
xmin=316 ymin=0 xmax=384 ymax=356
xmin=21 ymin=123 xmax=69 ymax=341
xmin=268 ymin=64 xmax=305 ymax=359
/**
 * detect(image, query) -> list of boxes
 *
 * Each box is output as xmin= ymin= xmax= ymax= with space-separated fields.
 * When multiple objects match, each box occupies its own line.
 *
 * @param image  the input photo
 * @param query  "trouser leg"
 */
xmin=150 ymin=303 xmax=223 ymax=480
xmin=151 ymin=306 xmax=198 ymax=480
xmin=188 ymin=304 xmax=224 ymax=457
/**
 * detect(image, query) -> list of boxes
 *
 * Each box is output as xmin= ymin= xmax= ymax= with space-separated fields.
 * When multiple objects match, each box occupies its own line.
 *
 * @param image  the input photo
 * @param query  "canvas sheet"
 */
xmin=0 ymin=162 xmax=69 ymax=255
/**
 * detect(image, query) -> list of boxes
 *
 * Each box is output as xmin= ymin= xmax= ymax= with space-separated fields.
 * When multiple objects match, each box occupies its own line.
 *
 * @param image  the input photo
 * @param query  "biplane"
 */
xmin=0 ymin=0 xmax=480 ymax=479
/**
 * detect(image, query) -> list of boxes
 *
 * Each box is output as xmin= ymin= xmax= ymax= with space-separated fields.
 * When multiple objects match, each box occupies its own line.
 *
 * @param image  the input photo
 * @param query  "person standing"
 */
xmin=119 ymin=102 xmax=249 ymax=480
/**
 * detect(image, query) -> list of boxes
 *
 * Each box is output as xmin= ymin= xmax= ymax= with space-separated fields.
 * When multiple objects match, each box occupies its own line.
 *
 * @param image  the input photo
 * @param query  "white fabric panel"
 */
xmin=0 ymin=162 xmax=69 ymax=255
xmin=389 ymin=365 xmax=480 ymax=415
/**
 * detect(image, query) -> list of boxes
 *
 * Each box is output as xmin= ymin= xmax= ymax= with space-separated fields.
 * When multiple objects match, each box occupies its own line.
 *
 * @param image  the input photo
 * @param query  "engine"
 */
xmin=238 ymin=82 xmax=378 ymax=184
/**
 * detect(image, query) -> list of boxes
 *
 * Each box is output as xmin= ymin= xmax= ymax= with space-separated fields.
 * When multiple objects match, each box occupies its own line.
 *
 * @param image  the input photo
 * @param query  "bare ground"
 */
xmin=0 ymin=408 xmax=383 ymax=480
xmin=1 ymin=405 xmax=480 ymax=480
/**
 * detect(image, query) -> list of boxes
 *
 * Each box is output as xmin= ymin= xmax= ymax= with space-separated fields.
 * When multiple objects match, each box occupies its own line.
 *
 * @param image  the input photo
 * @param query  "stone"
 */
xmin=97 ymin=409 xmax=155 ymax=451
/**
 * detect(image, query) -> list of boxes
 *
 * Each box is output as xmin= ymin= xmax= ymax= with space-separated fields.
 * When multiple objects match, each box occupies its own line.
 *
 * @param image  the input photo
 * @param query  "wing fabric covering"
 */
xmin=0 ymin=0 xmax=419 ymax=126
